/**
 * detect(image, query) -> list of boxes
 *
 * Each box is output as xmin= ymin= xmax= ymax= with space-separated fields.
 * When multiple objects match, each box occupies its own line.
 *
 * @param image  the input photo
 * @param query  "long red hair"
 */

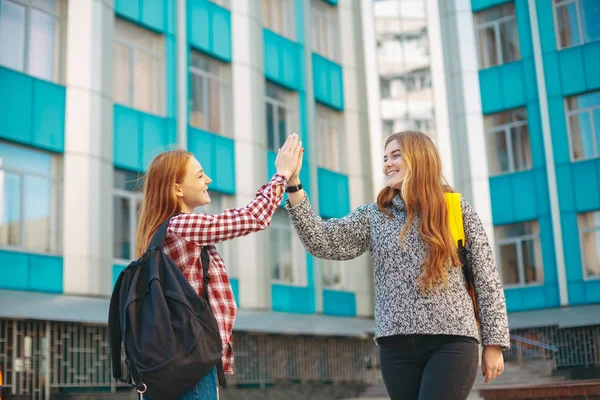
xmin=135 ymin=150 xmax=192 ymax=258
xmin=376 ymin=131 xmax=460 ymax=294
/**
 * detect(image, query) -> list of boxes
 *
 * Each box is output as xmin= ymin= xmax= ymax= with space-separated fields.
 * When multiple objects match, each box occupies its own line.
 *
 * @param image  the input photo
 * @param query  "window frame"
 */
xmin=311 ymin=0 xmax=339 ymax=61
xmin=112 ymin=185 xmax=143 ymax=264
xmin=270 ymin=210 xmax=295 ymax=285
xmin=316 ymin=104 xmax=345 ymax=173
xmin=485 ymin=108 xmax=532 ymax=175
xmin=495 ymin=222 xmax=543 ymax=288
xmin=0 ymin=0 xmax=67 ymax=84
xmin=113 ymin=17 xmax=165 ymax=116
xmin=566 ymin=92 xmax=600 ymax=162
xmin=551 ymin=0 xmax=600 ymax=50
xmin=265 ymin=82 xmax=298 ymax=152
xmin=189 ymin=50 xmax=230 ymax=136
xmin=320 ymin=255 xmax=346 ymax=291
xmin=0 ymin=143 xmax=62 ymax=255
xmin=577 ymin=211 xmax=600 ymax=281
xmin=262 ymin=0 xmax=296 ymax=41
xmin=474 ymin=3 xmax=520 ymax=69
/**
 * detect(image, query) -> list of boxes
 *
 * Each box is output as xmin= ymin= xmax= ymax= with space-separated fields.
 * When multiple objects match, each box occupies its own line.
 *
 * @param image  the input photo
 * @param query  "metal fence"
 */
xmin=0 ymin=319 xmax=375 ymax=399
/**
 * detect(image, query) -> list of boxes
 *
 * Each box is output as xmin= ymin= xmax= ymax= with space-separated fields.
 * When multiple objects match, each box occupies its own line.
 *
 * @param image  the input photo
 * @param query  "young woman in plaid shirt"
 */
xmin=135 ymin=134 xmax=302 ymax=399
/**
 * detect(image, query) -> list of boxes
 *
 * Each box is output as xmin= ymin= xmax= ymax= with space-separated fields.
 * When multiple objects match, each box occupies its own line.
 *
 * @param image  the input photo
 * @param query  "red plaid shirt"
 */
xmin=162 ymin=174 xmax=287 ymax=373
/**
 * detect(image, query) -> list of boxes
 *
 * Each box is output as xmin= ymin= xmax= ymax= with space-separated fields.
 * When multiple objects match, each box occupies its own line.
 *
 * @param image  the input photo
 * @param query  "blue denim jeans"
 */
xmin=142 ymin=367 xmax=218 ymax=400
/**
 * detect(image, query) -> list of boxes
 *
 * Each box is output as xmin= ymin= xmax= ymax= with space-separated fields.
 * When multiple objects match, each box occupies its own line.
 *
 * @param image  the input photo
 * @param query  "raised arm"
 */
xmin=462 ymin=197 xmax=510 ymax=350
xmin=285 ymin=194 xmax=371 ymax=261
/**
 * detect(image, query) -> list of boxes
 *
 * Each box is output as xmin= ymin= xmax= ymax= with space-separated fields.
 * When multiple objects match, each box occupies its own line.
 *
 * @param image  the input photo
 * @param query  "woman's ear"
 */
xmin=174 ymin=183 xmax=183 ymax=198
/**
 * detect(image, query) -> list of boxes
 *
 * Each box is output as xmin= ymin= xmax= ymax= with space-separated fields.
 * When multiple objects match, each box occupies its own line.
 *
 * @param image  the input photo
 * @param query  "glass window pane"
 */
xmin=570 ymin=112 xmax=594 ymax=160
xmin=479 ymin=26 xmax=498 ymax=68
xmin=582 ymin=0 xmax=600 ymax=43
xmin=134 ymin=51 xmax=154 ymax=114
xmin=499 ymin=243 xmax=519 ymax=285
xmin=266 ymin=103 xmax=275 ymax=151
xmin=23 ymin=176 xmax=52 ymax=252
xmin=209 ymin=79 xmax=222 ymax=134
xmin=0 ymin=0 xmax=26 ymax=72
xmin=113 ymin=196 xmax=131 ymax=259
xmin=114 ymin=169 xmax=142 ymax=191
xmin=263 ymin=0 xmax=271 ymax=29
xmin=582 ymin=229 xmax=600 ymax=278
xmin=488 ymin=130 xmax=509 ymax=174
xmin=0 ymin=171 xmax=21 ymax=247
xmin=113 ymin=43 xmax=132 ymax=106
xmin=0 ymin=142 xmax=52 ymax=176
xmin=32 ymin=0 xmax=66 ymax=14
xmin=500 ymin=18 xmax=520 ymax=63
xmin=522 ymin=238 xmax=543 ymax=284
xmin=277 ymin=105 xmax=287 ymax=150
xmin=571 ymin=90 xmax=600 ymax=110
xmin=190 ymin=73 xmax=206 ymax=130
xmin=511 ymin=125 xmax=532 ymax=171
xmin=28 ymin=9 xmax=58 ymax=81
xmin=557 ymin=3 xmax=581 ymax=48
xmin=190 ymin=52 xmax=208 ymax=71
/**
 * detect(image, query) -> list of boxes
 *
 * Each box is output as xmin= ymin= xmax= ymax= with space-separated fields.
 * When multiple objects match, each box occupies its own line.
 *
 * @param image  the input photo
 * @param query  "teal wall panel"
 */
xmin=536 ymin=1 xmax=557 ymax=53
xmin=561 ymin=212 xmax=582 ymax=282
xmin=317 ymin=168 xmax=350 ymax=218
xmin=583 ymin=42 xmax=600 ymax=90
xmin=188 ymin=0 xmax=232 ymax=62
xmin=322 ymin=0 xmax=338 ymax=5
xmin=0 ymin=250 xmax=63 ymax=293
xmin=271 ymin=284 xmax=315 ymax=313
xmin=0 ymin=251 xmax=29 ymax=290
xmin=31 ymin=80 xmax=66 ymax=152
xmin=511 ymin=172 xmax=537 ymax=221
xmin=489 ymin=175 xmax=513 ymax=224
xmin=539 ymin=217 xmax=557 ymax=284
xmin=188 ymin=128 xmax=235 ymax=194
xmin=547 ymin=97 xmax=570 ymax=165
xmin=115 ymin=0 xmax=139 ymax=22
xmin=141 ymin=0 xmax=164 ymax=31
xmin=312 ymin=54 xmax=344 ymax=110
xmin=568 ymin=282 xmax=586 ymax=305
xmin=585 ymin=280 xmax=600 ymax=303
xmin=0 ymin=67 xmax=65 ymax=152
xmin=500 ymin=63 xmax=526 ymax=110
xmin=263 ymin=29 xmax=303 ymax=91
xmin=322 ymin=290 xmax=356 ymax=317
xmin=29 ymin=254 xmax=63 ymax=293
xmin=572 ymin=160 xmax=600 ymax=211
xmin=479 ymin=67 xmax=503 ymax=114
xmin=520 ymin=286 xmax=547 ymax=310
xmin=471 ymin=0 xmax=511 ymax=13
xmin=527 ymin=103 xmax=545 ymax=168
xmin=113 ymin=264 xmax=127 ymax=288
xmin=230 ymin=278 xmax=239 ymax=306
xmin=115 ymin=0 xmax=171 ymax=33
xmin=544 ymin=285 xmax=561 ymax=307
xmin=522 ymin=59 xmax=538 ymax=102
xmin=504 ymin=289 xmax=523 ymax=312
xmin=534 ymin=170 xmax=550 ymax=216
xmin=556 ymin=165 xmax=574 ymax=212
xmin=514 ymin=0 xmax=532 ymax=59
xmin=558 ymin=47 xmax=586 ymax=96
xmin=543 ymin=53 xmax=562 ymax=97
xmin=113 ymin=105 xmax=176 ymax=172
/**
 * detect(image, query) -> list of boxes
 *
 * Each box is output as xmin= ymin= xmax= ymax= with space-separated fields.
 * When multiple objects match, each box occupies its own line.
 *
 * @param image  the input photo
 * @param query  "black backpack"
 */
xmin=108 ymin=215 xmax=227 ymax=400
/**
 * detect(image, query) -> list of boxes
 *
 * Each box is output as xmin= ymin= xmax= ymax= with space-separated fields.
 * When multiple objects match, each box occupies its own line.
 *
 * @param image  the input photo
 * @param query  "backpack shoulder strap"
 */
xmin=108 ymin=269 xmax=127 ymax=381
xmin=445 ymin=192 xmax=465 ymax=247
xmin=149 ymin=213 xmax=182 ymax=250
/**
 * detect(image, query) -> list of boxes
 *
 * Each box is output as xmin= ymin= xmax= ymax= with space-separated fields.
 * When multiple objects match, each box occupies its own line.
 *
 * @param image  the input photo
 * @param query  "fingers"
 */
xmin=483 ymin=362 xmax=503 ymax=384
xmin=281 ymin=133 xmax=299 ymax=152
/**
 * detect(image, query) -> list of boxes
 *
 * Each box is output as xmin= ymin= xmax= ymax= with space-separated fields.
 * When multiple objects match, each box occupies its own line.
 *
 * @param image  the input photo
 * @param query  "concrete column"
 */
xmin=62 ymin=0 xmax=114 ymax=295
xmin=230 ymin=0 xmax=270 ymax=309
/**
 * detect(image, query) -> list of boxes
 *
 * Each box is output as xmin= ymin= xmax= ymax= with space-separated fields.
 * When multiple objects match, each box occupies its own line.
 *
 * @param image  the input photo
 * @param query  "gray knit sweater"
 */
xmin=286 ymin=194 xmax=510 ymax=349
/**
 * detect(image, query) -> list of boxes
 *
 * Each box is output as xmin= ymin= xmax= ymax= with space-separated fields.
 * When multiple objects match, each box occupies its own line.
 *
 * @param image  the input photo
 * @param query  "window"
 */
xmin=475 ymin=3 xmax=520 ymax=68
xmin=207 ymin=0 xmax=228 ymax=7
xmin=113 ymin=17 xmax=165 ymax=116
xmin=495 ymin=221 xmax=543 ymax=286
xmin=270 ymin=210 xmax=294 ymax=283
xmin=567 ymin=90 xmax=600 ymax=161
xmin=0 ymin=0 xmax=67 ymax=83
xmin=312 ymin=0 xmax=339 ymax=61
xmin=0 ymin=141 xmax=62 ymax=254
xmin=189 ymin=51 xmax=230 ymax=136
xmin=578 ymin=211 xmax=600 ymax=279
xmin=113 ymin=169 xmax=143 ymax=262
xmin=484 ymin=108 xmax=532 ymax=175
xmin=263 ymin=0 xmax=295 ymax=40
xmin=553 ymin=0 xmax=600 ymax=49
xmin=322 ymin=259 xmax=345 ymax=290
xmin=316 ymin=104 xmax=345 ymax=172
xmin=266 ymin=82 xmax=298 ymax=152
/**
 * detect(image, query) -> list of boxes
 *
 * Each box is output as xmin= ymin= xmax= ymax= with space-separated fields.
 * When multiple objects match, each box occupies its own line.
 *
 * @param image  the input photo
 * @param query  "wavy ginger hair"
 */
xmin=377 ymin=131 xmax=460 ymax=294
xmin=135 ymin=150 xmax=193 ymax=258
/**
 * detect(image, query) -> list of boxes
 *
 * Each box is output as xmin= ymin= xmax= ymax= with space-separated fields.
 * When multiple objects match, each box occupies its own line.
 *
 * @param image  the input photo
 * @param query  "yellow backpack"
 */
xmin=444 ymin=193 xmax=480 ymax=326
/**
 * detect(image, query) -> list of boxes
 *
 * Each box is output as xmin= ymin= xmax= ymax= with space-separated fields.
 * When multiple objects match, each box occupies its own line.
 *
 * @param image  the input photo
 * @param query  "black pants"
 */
xmin=378 ymin=334 xmax=479 ymax=400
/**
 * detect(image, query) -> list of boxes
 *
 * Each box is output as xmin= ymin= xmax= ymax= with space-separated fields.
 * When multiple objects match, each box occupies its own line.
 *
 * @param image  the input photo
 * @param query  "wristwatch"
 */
xmin=285 ymin=183 xmax=303 ymax=193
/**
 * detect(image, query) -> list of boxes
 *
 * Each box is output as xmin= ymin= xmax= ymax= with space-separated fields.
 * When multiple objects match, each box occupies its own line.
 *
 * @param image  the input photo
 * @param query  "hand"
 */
xmin=482 ymin=345 xmax=504 ymax=384
xmin=275 ymin=134 xmax=302 ymax=180
xmin=290 ymin=147 xmax=305 ymax=184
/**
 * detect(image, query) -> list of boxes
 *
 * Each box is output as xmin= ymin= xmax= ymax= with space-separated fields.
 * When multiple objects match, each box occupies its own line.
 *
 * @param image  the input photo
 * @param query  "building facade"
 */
xmin=0 ymin=0 xmax=378 ymax=397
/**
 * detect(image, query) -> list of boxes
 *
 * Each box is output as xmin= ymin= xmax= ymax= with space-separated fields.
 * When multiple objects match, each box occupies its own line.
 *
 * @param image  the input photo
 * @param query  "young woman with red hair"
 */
xmin=286 ymin=131 xmax=509 ymax=400
xmin=135 ymin=134 xmax=302 ymax=399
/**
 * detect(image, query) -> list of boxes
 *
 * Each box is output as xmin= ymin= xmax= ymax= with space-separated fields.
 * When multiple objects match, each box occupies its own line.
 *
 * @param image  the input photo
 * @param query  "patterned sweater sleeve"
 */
xmin=168 ymin=174 xmax=287 ymax=246
xmin=285 ymin=194 xmax=371 ymax=261
xmin=461 ymin=197 xmax=511 ymax=350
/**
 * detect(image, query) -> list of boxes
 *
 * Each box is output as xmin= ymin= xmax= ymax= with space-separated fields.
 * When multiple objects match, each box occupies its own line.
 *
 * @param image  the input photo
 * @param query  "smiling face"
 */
xmin=174 ymin=156 xmax=212 ymax=212
xmin=383 ymin=139 xmax=408 ymax=189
